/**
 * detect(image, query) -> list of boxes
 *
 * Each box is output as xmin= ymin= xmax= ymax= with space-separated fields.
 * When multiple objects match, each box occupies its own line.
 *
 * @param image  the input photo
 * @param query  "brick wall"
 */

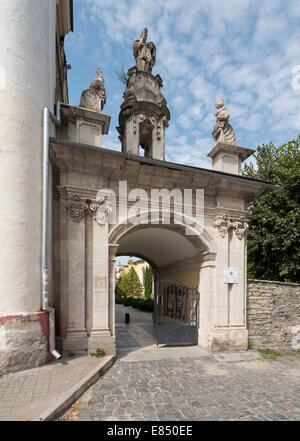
xmin=247 ymin=280 xmax=300 ymax=350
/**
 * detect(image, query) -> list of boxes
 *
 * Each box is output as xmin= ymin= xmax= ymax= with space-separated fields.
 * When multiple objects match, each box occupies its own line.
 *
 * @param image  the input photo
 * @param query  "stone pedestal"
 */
xmin=207 ymin=143 xmax=255 ymax=175
xmin=58 ymin=104 xmax=111 ymax=148
xmin=117 ymin=68 xmax=170 ymax=160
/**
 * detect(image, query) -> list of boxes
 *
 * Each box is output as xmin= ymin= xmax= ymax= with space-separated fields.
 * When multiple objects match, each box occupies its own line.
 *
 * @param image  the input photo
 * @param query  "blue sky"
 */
xmin=65 ymin=0 xmax=300 ymax=171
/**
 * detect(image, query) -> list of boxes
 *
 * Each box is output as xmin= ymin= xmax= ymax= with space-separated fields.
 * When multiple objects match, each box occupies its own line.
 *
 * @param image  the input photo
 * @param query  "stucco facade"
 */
xmin=0 ymin=0 xmax=73 ymax=371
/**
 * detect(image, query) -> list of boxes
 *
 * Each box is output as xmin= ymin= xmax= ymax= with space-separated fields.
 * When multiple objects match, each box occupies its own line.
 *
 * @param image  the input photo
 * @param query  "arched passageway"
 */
xmin=112 ymin=222 xmax=211 ymax=352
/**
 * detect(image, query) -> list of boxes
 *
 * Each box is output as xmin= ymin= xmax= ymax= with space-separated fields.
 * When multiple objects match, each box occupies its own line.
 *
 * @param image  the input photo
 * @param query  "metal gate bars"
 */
xmin=155 ymin=275 xmax=199 ymax=346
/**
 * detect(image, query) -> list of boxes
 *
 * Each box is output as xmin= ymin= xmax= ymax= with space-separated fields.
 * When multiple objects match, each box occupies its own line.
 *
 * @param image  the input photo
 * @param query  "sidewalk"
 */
xmin=0 ymin=353 xmax=115 ymax=421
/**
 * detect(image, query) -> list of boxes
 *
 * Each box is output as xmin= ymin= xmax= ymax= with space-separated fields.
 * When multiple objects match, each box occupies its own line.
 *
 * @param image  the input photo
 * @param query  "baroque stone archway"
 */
xmin=50 ymin=129 xmax=272 ymax=354
xmin=48 ymin=28 xmax=275 ymax=356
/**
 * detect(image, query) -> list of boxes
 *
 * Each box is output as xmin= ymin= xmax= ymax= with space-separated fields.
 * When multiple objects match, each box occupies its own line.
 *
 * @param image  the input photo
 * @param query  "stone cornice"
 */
xmin=50 ymin=138 xmax=274 ymax=183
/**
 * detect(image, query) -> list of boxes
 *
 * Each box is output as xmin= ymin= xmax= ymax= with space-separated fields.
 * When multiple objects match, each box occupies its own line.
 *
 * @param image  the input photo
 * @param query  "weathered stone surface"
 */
xmin=247 ymin=280 xmax=300 ymax=349
xmin=0 ymin=312 xmax=49 ymax=372
xmin=117 ymin=28 xmax=170 ymax=161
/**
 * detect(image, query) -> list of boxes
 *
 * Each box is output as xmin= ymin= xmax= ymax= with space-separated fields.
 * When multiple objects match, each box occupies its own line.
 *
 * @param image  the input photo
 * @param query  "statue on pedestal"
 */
xmin=80 ymin=67 xmax=107 ymax=112
xmin=212 ymin=99 xmax=236 ymax=145
xmin=117 ymin=27 xmax=170 ymax=161
xmin=133 ymin=28 xmax=156 ymax=74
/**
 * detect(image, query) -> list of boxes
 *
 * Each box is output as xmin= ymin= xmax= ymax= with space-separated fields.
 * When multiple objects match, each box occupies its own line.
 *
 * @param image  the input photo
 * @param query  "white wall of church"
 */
xmin=0 ymin=0 xmax=57 ymax=313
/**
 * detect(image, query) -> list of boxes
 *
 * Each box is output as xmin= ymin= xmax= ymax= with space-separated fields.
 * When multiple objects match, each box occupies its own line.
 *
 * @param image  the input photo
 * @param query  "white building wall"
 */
xmin=0 ymin=0 xmax=57 ymax=314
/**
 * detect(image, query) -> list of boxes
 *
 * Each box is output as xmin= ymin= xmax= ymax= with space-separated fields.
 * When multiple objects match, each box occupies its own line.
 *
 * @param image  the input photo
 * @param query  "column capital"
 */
xmin=213 ymin=214 xmax=249 ymax=240
xmin=64 ymin=194 xmax=89 ymax=223
xmin=109 ymin=244 xmax=119 ymax=260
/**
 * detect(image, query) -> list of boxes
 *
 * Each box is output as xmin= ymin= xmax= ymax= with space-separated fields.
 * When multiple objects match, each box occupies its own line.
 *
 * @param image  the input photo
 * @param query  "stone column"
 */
xmin=63 ymin=196 xmax=88 ymax=351
xmin=229 ymin=232 xmax=247 ymax=327
xmin=205 ymin=214 xmax=249 ymax=351
xmin=109 ymin=244 xmax=119 ymax=338
xmin=88 ymin=209 xmax=116 ymax=355
xmin=124 ymin=116 xmax=139 ymax=155
xmin=152 ymin=117 xmax=166 ymax=161
xmin=198 ymin=260 xmax=216 ymax=349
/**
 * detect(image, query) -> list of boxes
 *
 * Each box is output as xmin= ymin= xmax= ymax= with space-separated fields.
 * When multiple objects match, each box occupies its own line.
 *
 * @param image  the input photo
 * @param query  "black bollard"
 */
xmin=125 ymin=313 xmax=130 ymax=324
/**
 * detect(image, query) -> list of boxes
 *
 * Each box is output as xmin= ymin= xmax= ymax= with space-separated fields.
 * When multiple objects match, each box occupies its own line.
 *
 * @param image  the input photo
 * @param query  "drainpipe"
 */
xmin=42 ymin=101 xmax=62 ymax=360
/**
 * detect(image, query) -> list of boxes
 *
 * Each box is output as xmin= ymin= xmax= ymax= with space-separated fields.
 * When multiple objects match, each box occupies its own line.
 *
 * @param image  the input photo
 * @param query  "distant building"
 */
xmin=116 ymin=258 xmax=150 ymax=293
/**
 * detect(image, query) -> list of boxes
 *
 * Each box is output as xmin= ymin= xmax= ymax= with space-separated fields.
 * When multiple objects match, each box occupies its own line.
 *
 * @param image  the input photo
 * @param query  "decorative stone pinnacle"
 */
xmin=212 ymin=98 xmax=236 ymax=145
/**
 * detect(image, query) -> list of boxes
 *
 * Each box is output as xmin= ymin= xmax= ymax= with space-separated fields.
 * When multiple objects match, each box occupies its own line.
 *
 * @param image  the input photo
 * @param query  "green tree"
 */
xmin=115 ymin=267 xmax=143 ymax=298
xmin=115 ymin=275 xmax=127 ymax=299
xmin=242 ymin=136 xmax=300 ymax=282
xmin=144 ymin=266 xmax=153 ymax=298
xmin=126 ymin=267 xmax=143 ymax=298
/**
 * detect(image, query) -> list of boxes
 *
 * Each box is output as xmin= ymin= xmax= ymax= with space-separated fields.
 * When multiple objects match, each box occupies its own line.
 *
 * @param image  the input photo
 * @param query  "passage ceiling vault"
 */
xmin=116 ymin=227 xmax=199 ymax=268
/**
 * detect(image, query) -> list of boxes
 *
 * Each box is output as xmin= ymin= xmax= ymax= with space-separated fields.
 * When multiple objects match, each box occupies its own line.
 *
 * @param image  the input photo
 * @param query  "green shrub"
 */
xmin=144 ymin=266 xmax=153 ymax=298
xmin=258 ymin=348 xmax=282 ymax=359
xmin=90 ymin=348 xmax=105 ymax=358
xmin=248 ymin=339 xmax=254 ymax=350
xmin=116 ymin=296 xmax=154 ymax=312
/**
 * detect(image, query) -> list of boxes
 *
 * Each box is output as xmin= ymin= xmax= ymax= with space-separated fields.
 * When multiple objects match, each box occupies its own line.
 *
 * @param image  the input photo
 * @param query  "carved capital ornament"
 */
xmin=213 ymin=214 xmax=248 ymax=240
xmin=64 ymin=195 xmax=89 ymax=222
xmin=90 ymin=198 xmax=113 ymax=225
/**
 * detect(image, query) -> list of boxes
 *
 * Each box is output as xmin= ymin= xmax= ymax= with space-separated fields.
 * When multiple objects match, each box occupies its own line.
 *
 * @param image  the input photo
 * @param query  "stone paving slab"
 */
xmin=0 ymin=354 xmax=115 ymax=421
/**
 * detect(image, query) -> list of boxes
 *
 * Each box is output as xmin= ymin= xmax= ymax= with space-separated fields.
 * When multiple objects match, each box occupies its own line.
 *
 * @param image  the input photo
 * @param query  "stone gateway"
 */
xmin=0 ymin=5 xmax=278 ymax=372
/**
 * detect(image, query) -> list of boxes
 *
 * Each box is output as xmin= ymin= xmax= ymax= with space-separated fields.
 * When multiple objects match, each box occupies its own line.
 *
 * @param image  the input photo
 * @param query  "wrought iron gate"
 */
xmin=155 ymin=275 xmax=199 ymax=345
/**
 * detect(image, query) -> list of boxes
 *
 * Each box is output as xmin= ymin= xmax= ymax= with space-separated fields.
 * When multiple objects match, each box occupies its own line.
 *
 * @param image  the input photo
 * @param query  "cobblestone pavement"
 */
xmin=62 ymin=305 xmax=300 ymax=421
xmin=63 ymin=354 xmax=300 ymax=421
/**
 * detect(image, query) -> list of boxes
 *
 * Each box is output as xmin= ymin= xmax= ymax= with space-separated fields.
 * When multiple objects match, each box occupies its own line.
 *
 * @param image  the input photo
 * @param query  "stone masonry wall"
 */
xmin=247 ymin=280 xmax=300 ymax=350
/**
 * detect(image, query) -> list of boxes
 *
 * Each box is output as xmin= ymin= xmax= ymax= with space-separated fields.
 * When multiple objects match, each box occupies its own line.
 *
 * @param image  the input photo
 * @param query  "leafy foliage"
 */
xmin=115 ymin=66 xmax=129 ymax=85
xmin=90 ymin=348 xmax=105 ymax=358
xmin=115 ymin=267 xmax=143 ymax=299
xmin=116 ymin=296 xmax=154 ymax=312
xmin=242 ymin=136 xmax=300 ymax=282
xmin=144 ymin=266 xmax=153 ymax=298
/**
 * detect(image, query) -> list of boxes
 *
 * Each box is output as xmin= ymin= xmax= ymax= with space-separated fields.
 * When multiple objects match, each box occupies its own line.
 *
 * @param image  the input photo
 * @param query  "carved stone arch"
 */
xmin=108 ymin=208 xmax=217 ymax=258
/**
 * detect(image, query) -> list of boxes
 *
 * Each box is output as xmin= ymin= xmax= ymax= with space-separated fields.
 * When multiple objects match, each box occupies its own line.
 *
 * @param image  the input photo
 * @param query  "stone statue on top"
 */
xmin=80 ymin=67 xmax=107 ymax=112
xmin=212 ymin=98 xmax=236 ymax=145
xmin=133 ymin=27 xmax=156 ymax=74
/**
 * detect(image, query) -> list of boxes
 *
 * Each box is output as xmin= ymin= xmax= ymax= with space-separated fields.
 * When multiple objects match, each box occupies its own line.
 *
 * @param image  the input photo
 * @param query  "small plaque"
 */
xmin=224 ymin=267 xmax=238 ymax=284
